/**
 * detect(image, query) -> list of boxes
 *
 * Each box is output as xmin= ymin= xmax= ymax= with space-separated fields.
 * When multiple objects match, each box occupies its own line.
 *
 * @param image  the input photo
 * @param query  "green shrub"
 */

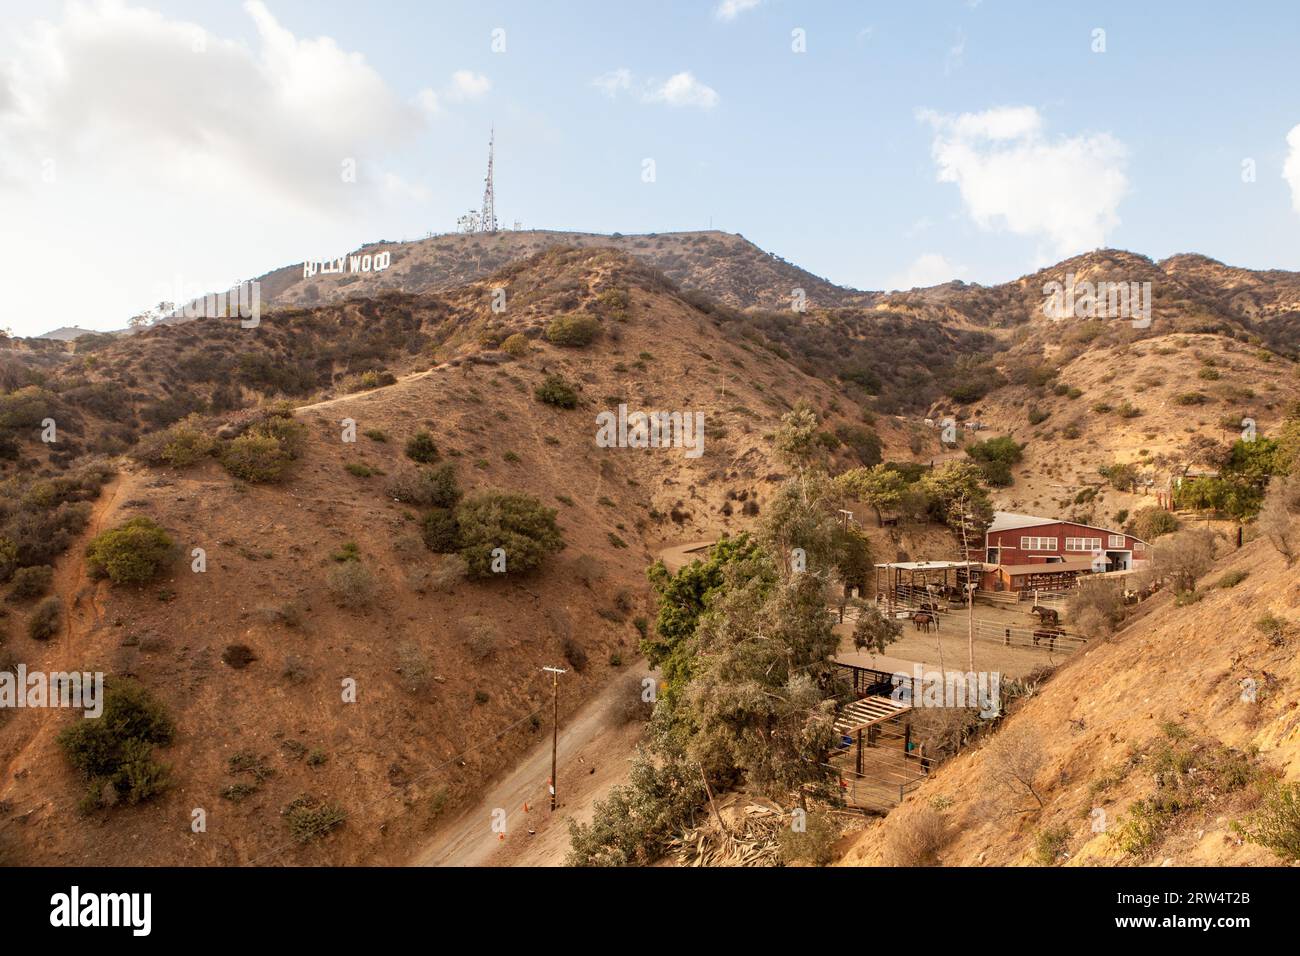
xmin=345 ymin=462 xmax=373 ymax=478
xmin=966 ymin=435 xmax=1024 ymax=487
xmin=1033 ymin=823 xmax=1070 ymax=865
xmin=455 ymin=491 xmax=565 ymax=577
xmin=1110 ymin=799 xmax=1171 ymax=857
xmin=596 ymin=287 xmax=631 ymax=321
xmin=86 ymin=517 xmax=174 ymax=585
xmin=777 ymin=811 xmax=840 ymax=866
xmin=544 ymin=314 xmax=600 ymax=347
xmin=1234 ymin=780 xmax=1300 ymax=861
xmin=331 ymin=541 xmax=360 ymax=562
xmin=58 ymin=680 xmax=173 ymax=808
xmin=405 ymin=431 xmax=439 ymax=463
xmin=1129 ymin=506 xmax=1179 ymax=540
xmin=282 ymin=795 xmax=346 ymax=844
xmin=8 ymin=564 xmax=53 ymax=600
xmin=421 ymin=507 xmax=461 ymax=553
xmin=1099 ymin=461 xmax=1139 ymax=492
xmin=387 ymin=463 xmax=460 ymax=508
xmin=501 ymin=333 xmax=530 ymax=357
xmin=162 ymin=418 xmax=216 ymax=467
xmin=534 ymin=374 xmax=579 ymax=409
xmin=28 ymin=595 xmax=61 ymax=640
xmin=0 ymin=385 xmax=57 ymax=428
xmin=221 ymin=433 xmax=293 ymax=482
xmin=327 ymin=560 xmax=375 ymax=609
xmin=249 ymin=412 xmax=307 ymax=456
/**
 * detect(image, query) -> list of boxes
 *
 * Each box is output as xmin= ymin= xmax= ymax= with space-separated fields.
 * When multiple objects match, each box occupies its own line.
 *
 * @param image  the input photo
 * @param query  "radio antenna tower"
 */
xmin=480 ymin=125 xmax=498 ymax=233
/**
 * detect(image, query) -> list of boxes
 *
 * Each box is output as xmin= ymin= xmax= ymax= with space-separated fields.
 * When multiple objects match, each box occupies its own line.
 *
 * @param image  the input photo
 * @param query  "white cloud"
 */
xmin=1284 ymin=124 xmax=1300 ymax=213
xmin=918 ymin=106 xmax=1129 ymax=257
xmin=643 ymin=72 xmax=719 ymax=109
xmin=887 ymin=253 xmax=968 ymax=291
xmin=0 ymin=0 xmax=425 ymax=206
xmin=0 ymin=0 xmax=473 ymax=335
xmin=417 ymin=70 xmax=492 ymax=115
xmin=592 ymin=68 xmax=632 ymax=99
xmin=715 ymin=0 xmax=761 ymax=22
xmin=591 ymin=68 xmax=719 ymax=110
xmin=446 ymin=70 xmax=491 ymax=101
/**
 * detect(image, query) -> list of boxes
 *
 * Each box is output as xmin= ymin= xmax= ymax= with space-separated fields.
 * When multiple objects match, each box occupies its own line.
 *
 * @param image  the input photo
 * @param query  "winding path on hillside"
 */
xmin=411 ymin=661 xmax=653 ymax=867
xmin=0 ymin=471 xmax=129 ymax=810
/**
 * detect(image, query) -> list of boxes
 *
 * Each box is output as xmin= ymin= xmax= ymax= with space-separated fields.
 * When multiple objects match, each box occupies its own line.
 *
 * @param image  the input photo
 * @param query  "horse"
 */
xmin=1030 ymin=605 xmax=1060 ymax=626
xmin=912 ymin=611 xmax=938 ymax=633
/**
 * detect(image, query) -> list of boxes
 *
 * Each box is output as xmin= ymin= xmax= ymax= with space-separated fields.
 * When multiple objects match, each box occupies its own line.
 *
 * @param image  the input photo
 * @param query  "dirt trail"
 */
xmin=413 ymin=664 xmax=653 ymax=867
xmin=413 ymin=537 xmax=711 ymax=868
xmin=0 ymin=470 xmax=129 ymax=801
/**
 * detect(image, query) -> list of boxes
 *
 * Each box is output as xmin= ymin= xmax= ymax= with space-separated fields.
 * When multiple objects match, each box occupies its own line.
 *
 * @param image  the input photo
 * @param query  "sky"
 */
xmin=2 ymin=0 xmax=1300 ymax=337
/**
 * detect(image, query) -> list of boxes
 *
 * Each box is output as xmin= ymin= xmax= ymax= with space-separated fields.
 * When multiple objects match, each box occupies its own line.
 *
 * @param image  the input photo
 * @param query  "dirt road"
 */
xmin=412 ymin=664 xmax=656 ymax=867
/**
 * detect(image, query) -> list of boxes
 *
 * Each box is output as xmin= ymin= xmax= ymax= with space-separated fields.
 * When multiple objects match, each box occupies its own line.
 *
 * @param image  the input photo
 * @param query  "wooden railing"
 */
xmin=972 ymin=618 xmax=1086 ymax=652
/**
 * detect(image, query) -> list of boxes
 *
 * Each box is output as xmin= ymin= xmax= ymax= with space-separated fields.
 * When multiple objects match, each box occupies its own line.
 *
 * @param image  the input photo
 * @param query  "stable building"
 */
xmin=980 ymin=511 xmax=1149 ymax=592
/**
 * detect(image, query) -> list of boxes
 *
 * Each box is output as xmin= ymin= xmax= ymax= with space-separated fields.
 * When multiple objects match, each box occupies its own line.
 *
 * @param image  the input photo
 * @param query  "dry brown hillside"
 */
xmin=258 ymin=230 xmax=864 ymax=313
xmin=964 ymin=333 xmax=1300 ymax=522
xmin=0 ymin=249 xmax=897 ymax=866
xmin=838 ymin=534 xmax=1300 ymax=867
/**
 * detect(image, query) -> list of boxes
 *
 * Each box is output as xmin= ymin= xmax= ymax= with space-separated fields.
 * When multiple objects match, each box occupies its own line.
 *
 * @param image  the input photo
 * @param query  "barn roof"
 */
xmin=987 ymin=511 xmax=1150 ymax=546
xmin=987 ymin=511 xmax=1058 ymax=533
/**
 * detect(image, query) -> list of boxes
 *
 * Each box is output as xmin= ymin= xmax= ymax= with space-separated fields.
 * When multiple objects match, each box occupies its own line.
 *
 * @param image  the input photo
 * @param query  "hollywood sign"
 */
xmin=302 ymin=250 xmax=392 ymax=279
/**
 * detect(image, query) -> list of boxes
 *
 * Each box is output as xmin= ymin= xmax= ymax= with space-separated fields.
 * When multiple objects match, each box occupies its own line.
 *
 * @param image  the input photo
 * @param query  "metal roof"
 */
xmin=987 ymin=511 xmax=1058 ymax=533
xmin=987 ymin=511 xmax=1150 ymax=546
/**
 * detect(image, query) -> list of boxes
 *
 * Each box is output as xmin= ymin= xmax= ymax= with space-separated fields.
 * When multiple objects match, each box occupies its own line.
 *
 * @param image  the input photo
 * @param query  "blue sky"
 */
xmin=3 ymin=0 xmax=1300 ymax=336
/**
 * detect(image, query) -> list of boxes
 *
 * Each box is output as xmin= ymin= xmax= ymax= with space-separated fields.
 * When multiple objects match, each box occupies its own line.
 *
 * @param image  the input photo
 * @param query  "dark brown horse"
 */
xmin=912 ymin=611 xmax=938 ymax=633
xmin=1030 ymin=605 xmax=1060 ymax=626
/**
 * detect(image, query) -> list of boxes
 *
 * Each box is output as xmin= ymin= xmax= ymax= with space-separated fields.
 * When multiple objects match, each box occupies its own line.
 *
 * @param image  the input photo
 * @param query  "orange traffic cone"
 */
xmin=523 ymin=801 xmax=530 ymax=813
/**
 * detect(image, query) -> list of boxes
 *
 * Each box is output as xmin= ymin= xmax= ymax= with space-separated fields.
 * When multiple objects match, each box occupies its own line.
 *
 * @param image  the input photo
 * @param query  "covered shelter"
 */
xmin=981 ymin=557 xmax=1096 ymax=593
xmin=829 ymin=654 xmax=931 ymax=807
xmin=873 ymin=559 xmax=982 ymax=611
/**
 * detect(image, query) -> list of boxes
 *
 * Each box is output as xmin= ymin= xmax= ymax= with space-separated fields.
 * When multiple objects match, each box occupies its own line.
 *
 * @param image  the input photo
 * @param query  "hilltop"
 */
xmin=257 ymin=230 xmax=866 ymax=314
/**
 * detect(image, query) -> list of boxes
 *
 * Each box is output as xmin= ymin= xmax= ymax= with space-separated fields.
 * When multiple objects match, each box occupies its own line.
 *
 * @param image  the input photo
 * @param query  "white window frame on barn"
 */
xmin=1020 ymin=536 xmax=1058 ymax=550
xmin=1109 ymin=534 xmax=1125 ymax=547
xmin=1065 ymin=537 xmax=1102 ymax=551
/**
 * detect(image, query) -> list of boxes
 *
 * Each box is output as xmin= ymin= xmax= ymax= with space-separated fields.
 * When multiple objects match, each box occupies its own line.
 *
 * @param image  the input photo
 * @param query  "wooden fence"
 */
xmin=973 ymin=618 xmax=1086 ymax=652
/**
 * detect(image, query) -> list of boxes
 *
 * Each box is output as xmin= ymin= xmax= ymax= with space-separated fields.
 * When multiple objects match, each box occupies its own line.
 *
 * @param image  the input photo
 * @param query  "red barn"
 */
xmin=981 ymin=512 xmax=1150 ymax=593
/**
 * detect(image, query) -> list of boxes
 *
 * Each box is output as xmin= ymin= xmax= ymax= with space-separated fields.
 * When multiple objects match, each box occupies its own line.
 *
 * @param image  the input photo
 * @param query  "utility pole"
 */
xmin=542 ymin=666 xmax=567 ymax=811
